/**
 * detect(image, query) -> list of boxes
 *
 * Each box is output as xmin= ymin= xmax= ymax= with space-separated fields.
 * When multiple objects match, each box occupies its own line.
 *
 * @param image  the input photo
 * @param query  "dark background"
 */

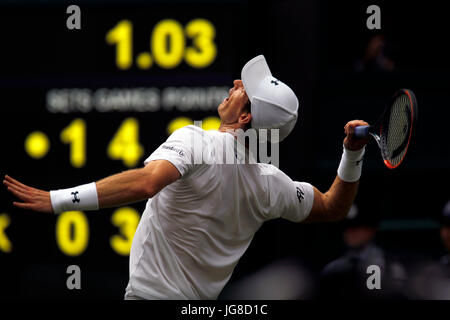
xmin=0 ymin=0 xmax=448 ymax=299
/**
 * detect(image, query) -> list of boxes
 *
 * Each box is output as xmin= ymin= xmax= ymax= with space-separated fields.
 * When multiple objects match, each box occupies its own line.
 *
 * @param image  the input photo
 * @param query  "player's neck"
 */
xmin=218 ymin=123 xmax=252 ymax=151
xmin=218 ymin=122 xmax=246 ymax=133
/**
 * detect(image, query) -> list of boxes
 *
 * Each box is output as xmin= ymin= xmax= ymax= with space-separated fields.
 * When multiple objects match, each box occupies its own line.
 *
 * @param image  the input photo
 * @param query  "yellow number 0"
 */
xmin=185 ymin=19 xmax=217 ymax=68
xmin=56 ymin=211 xmax=89 ymax=256
xmin=110 ymin=207 xmax=140 ymax=256
xmin=151 ymin=19 xmax=185 ymax=69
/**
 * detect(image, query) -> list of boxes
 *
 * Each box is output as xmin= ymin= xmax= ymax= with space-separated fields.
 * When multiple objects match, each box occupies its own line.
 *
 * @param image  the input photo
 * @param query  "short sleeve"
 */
xmin=266 ymin=167 xmax=314 ymax=222
xmin=144 ymin=125 xmax=202 ymax=177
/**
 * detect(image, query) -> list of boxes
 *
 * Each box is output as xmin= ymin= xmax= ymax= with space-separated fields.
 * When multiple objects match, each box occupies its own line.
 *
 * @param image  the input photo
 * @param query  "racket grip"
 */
xmin=354 ymin=125 xmax=370 ymax=138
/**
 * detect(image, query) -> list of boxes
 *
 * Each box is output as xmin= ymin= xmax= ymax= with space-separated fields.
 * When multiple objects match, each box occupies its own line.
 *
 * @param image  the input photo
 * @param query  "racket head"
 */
xmin=379 ymin=89 xmax=418 ymax=169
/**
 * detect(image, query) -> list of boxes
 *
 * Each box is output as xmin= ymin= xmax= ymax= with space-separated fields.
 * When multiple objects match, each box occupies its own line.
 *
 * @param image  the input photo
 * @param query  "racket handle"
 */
xmin=354 ymin=125 xmax=370 ymax=138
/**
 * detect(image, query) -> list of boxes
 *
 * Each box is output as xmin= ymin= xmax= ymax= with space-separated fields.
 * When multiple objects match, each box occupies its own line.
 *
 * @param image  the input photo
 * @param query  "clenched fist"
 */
xmin=343 ymin=120 xmax=370 ymax=151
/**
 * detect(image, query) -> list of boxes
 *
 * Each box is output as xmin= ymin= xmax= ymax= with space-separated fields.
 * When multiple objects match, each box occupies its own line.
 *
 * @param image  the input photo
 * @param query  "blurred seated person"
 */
xmin=439 ymin=201 xmax=450 ymax=268
xmin=354 ymin=34 xmax=395 ymax=72
xmin=409 ymin=201 xmax=450 ymax=299
xmin=320 ymin=204 xmax=406 ymax=299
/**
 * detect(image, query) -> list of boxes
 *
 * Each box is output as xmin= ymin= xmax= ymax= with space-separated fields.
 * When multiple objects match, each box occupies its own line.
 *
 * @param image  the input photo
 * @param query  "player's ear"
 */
xmin=239 ymin=111 xmax=252 ymax=126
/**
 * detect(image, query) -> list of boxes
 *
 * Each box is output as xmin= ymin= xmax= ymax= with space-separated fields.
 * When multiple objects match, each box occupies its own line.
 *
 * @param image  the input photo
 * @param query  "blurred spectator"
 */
xmin=408 ymin=201 xmax=450 ymax=299
xmin=439 ymin=201 xmax=450 ymax=267
xmin=320 ymin=204 xmax=407 ymax=299
xmin=354 ymin=34 xmax=395 ymax=72
xmin=219 ymin=257 xmax=317 ymax=299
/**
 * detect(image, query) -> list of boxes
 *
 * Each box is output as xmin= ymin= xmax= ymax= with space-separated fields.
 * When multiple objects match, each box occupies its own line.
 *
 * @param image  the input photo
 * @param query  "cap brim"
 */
xmin=241 ymin=55 xmax=272 ymax=102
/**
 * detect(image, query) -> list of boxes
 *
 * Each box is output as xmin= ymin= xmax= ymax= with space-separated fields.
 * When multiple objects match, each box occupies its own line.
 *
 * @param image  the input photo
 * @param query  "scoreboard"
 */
xmin=0 ymin=1 xmax=250 ymax=298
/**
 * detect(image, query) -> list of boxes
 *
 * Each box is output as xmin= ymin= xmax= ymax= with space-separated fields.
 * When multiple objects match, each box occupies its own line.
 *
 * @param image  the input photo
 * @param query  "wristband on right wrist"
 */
xmin=337 ymin=145 xmax=365 ymax=182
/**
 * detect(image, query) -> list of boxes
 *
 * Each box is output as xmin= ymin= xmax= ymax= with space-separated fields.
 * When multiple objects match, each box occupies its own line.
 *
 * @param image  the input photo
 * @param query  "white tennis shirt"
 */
xmin=124 ymin=125 xmax=314 ymax=299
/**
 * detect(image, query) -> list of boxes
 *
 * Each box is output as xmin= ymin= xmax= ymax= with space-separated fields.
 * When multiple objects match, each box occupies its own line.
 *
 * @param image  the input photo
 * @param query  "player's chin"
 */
xmin=218 ymin=101 xmax=228 ymax=113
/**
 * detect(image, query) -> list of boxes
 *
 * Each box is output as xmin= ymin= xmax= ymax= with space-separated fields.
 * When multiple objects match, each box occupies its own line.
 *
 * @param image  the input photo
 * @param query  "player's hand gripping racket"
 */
xmin=354 ymin=89 xmax=418 ymax=169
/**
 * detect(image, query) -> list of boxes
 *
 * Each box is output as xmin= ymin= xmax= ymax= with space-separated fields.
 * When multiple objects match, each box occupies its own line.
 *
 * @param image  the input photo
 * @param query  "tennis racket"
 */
xmin=354 ymin=89 xmax=418 ymax=169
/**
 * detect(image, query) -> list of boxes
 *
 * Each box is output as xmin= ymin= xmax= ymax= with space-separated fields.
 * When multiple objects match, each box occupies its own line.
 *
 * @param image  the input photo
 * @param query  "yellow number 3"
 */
xmin=185 ymin=19 xmax=217 ymax=69
xmin=110 ymin=207 xmax=140 ymax=256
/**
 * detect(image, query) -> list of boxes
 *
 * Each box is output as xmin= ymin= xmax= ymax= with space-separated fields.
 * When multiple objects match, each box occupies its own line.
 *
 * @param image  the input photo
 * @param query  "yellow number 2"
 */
xmin=107 ymin=118 xmax=144 ymax=168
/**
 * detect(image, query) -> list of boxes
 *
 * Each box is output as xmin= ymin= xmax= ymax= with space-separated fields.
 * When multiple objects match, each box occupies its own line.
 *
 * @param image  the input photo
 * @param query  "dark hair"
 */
xmin=243 ymin=100 xmax=251 ymax=130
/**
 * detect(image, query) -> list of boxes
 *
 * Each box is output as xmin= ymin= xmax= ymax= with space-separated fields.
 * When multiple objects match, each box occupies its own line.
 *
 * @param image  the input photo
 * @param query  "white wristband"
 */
xmin=50 ymin=182 xmax=99 ymax=214
xmin=337 ymin=145 xmax=365 ymax=182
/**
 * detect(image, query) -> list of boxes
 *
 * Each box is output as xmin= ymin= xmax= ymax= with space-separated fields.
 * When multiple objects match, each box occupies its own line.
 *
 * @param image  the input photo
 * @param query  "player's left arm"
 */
xmin=3 ymin=159 xmax=180 ymax=213
xmin=96 ymin=159 xmax=180 ymax=208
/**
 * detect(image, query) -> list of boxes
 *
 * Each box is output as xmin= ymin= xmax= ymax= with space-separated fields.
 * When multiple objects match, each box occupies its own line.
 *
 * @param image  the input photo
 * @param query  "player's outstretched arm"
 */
xmin=3 ymin=159 xmax=180 ymax=214
xmin=96 ymin=159 xmax=180 ymax=208
xmin=304 ymin=120 xmax=370 ymax=223
xmin=3 ymin=175 xmax=53 ymax=213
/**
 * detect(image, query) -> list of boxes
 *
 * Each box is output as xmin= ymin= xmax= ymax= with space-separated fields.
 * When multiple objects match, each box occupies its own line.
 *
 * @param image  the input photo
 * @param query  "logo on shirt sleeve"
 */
xmin=296 ymin=187 xmax=305 ymax=203
xmin=162 ymin=145 xmax=185 ymax=156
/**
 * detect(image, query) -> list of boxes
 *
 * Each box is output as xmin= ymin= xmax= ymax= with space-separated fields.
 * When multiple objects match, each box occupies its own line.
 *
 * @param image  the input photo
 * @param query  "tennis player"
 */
xmin=3 ymin=55 xmax=369 ymax=299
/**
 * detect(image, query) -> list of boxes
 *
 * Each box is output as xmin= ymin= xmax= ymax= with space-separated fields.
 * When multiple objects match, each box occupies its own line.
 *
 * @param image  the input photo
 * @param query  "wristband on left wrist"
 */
xmin=50 ymin=182 xmax=99 ymax=214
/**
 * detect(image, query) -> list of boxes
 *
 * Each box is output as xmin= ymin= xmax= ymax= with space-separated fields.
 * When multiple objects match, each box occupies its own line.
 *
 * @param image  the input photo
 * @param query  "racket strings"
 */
xmin=382 ymin=94 xmax=410 ymax=166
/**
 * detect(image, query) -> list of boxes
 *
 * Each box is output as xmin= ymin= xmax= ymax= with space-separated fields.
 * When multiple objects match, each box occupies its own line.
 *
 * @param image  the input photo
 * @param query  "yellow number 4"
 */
xmin=107 ymin=118 xmax=144 ymax=168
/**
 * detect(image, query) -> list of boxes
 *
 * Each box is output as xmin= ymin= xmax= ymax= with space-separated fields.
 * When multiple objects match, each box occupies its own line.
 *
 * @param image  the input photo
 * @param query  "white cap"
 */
xmin=241 ymin=55 xmax=299 ymax=142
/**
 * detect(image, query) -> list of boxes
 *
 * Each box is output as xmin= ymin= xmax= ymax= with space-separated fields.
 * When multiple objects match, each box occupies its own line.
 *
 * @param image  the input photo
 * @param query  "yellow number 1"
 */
xmin=61 ymin=119 xmax=86 ymax=168
xmin=106 ymin=20 xmax=133 ymax=70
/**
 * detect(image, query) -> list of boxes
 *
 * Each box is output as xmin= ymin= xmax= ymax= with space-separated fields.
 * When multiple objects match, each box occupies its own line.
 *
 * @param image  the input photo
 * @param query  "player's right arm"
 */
xmin=304 ymin=177 xmax=358 ymax=223
xmin=303 ymin=119 xmax=369 ymax=223
xmin=269 ymin=120 xmax=369 ymax=224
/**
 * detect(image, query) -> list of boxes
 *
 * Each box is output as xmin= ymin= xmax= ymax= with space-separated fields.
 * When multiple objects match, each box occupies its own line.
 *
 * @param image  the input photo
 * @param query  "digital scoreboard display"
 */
xmin=0 ymin=2 xmax=250 ymax=298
